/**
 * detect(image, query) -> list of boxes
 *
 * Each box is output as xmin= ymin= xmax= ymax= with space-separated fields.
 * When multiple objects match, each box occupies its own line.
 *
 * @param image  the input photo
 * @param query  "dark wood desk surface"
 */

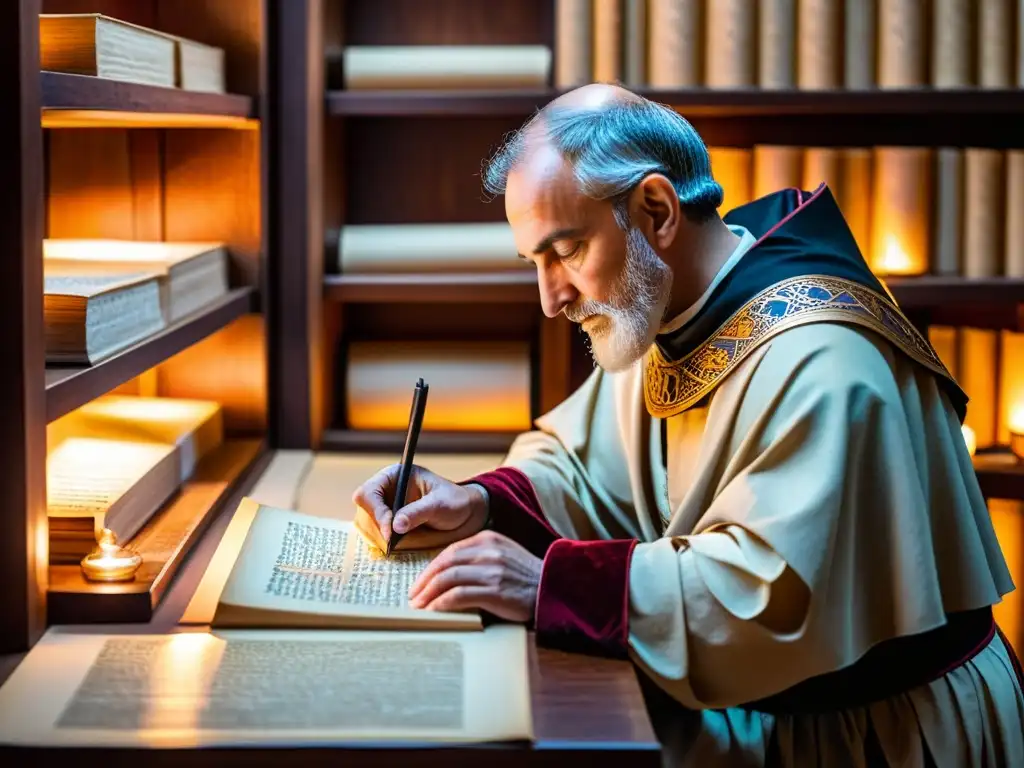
xmin=0 ymin=462 xmax=662 ymax=767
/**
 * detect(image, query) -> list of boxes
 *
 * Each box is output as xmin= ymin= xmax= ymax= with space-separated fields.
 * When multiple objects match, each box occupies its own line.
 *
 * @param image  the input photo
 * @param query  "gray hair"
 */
xmin=482 ymin=98 xmax=724 ymax=227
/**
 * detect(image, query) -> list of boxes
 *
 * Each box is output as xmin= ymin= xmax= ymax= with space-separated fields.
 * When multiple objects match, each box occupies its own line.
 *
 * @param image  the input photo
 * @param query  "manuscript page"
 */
xmin=213 ymin=504 xmax=481 ymax=631
xmin=0 ymin=626 xmax=532 ymax=747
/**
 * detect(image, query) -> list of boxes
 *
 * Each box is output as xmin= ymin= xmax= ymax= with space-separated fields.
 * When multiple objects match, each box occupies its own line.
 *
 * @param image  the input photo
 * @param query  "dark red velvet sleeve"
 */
xmin=464 ymin=467 xmax=638 ymax=659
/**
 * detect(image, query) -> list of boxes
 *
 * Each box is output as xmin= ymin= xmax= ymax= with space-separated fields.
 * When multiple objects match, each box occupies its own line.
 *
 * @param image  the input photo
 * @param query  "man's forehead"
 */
xmin=504 ymin=142 xmax=583 ymax=223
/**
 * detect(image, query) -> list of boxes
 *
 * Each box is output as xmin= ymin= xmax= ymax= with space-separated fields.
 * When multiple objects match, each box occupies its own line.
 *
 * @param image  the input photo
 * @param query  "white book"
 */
xmin=44 ymin=239 xmax=229 ymax=322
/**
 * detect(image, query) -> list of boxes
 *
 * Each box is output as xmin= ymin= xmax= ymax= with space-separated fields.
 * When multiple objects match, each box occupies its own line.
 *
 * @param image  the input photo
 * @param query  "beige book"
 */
xmin=998 ymin=331 xmax=1024 ymax=445
xmin=868 ymin=147 xmax=931 ymax=275
xmin=337 ymin=222 xmax=528 ymax=273
xmin=704 ymin=0 xmax=756 ymax=87
xmin=933 ymin=148 xmax=964 ymax=275
xmin=759 ymin=0 xmax=796 ymax=89
xmin=928 ymin=326 xmax=959 ymax=380
xmin=963 ymin=148 xmax=1005 ymax=278
xmin=39 ymin=13 xmax=176 ymax=87
xmin=184 ymin=499 xmax=484 ymax=632
xmin=753 ymin=146 xmax=802 ymax=199
xmin=623 ymin=0 xmax=647 ymax=86
xmin=877 ymin=0 xmax=926 ymax=87
xmin=648 ymin=0 xmax=702 ymax=87
xmin=47 ymin=436 xmax=181 ymax=563
xmin=802 ymin=148 xmax=841 ymax=192
xmin=342 ymin=46 xmax=551 ymax=89
xmin=1006 ymin=151 xmax=1024 ymax=277
xmin=43 ymin=239 xmax=229 ymax=323
xmin=0 ymin=625 xmax=532 ymax=747
xmin=844 ymin=0 xmax=876 ymax=87
xmin=838 ymin=148 xmax=873 ymax=260
xmin=43 ymin=272 xmax=166 ymax=365
xmin=346 ymin=341 xmax=533 ymax=432
xmin=931 ymin=0 xmax=973 ymax=87
xmin=979 ymin=0 xmax=1014 ymax=88
xmin=49 ymin=395 xmax=223 ymax=484
xmin=709 ymin=147 xmax=753 ymax=214
xmin=593 ymin=0 xmax=623 ymax=82
xmin=174 ymin=37 xmax=226 ymax=93
xmin=797 ymin=0 xmax=841 ymax=88
xmin=555 ymin=0 xmax=593 ymax=87
xmin=961 ymin=328 xmax=999 ymax=449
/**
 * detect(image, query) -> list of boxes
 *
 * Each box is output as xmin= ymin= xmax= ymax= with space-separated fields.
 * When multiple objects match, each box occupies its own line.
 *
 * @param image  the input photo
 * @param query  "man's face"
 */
xmin=505 ymin=144 xmax=672 ymax=373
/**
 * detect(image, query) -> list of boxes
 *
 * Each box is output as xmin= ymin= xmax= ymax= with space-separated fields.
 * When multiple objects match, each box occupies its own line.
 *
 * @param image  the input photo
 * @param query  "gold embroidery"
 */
xmin=643 ymin=274 xmax=955 ymax=419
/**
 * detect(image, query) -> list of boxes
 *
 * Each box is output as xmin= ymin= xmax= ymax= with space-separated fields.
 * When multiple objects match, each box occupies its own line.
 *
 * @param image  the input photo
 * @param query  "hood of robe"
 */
xmin=644 ymin=183 xmax=968 ymax=422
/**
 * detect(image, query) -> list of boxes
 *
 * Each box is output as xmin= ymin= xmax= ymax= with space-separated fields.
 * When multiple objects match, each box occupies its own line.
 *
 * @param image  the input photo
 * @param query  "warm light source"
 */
xmin=877 ymin=235 xmax=916 ymax=275
xmin=962 ymin=424 xmax=977 ymax=457
xmin=1009 ymin=407 xmax=1024 ymax=460
xmin=80 ymin=528 xmax=142 ymax=582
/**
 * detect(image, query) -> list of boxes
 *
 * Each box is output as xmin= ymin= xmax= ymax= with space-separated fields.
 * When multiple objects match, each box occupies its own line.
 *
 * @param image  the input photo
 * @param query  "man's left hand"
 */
xmin=408 ymin=530 xmax=543 ymax=623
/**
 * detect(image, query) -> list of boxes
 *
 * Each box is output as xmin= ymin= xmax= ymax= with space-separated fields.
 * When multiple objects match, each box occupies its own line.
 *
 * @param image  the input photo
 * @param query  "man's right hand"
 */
xmin=351 ymin=463 xmax=489 ymax=550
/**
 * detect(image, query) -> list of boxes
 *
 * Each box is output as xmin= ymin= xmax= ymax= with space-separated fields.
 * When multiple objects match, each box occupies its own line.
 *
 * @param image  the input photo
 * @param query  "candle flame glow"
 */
xmin=962 ymin=424 xmax=977 ymax=457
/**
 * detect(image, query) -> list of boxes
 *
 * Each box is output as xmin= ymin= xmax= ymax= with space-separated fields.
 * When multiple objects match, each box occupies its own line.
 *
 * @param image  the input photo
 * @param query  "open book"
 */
xmin=183 ymin=498 xmax=482 ymax=631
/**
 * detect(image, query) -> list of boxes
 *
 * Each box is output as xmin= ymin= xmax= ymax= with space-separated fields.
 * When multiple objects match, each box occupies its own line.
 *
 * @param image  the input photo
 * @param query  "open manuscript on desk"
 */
xmin=184 ymin=498 xmax=484 ymax=631
xmin=0 ymin=497 xmax=534 ymax=747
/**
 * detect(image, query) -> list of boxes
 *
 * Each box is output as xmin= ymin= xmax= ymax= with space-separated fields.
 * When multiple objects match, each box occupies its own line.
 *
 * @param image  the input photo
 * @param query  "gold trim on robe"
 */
xmin=644 ymin=274 xmax=957 ymax=419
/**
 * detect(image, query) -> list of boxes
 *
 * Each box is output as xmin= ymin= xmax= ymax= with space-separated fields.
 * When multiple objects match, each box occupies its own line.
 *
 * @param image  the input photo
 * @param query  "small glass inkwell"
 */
xmin=80 ymin=528 xmax=142 ymax=583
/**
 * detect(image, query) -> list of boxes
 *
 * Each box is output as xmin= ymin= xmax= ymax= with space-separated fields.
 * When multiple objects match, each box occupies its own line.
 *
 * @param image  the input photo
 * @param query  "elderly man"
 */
xmin=353 ymin=84 xmax=1023 ymax=766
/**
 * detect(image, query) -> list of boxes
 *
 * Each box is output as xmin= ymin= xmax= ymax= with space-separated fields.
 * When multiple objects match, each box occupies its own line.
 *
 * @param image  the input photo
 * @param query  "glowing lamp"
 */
xmin=877 ymin=236 xmax=916 ymax=276
xmin=962 ymin=424 xmax=977 ymax=457
xmin=1009 ymin=407 xmax=1024 ymax=460
xmin=80 ymin=528 xmax=142 ymax=583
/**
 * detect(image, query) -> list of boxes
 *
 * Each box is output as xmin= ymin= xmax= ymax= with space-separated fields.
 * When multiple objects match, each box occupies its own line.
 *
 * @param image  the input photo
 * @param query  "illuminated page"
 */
xmin=0 ymin=626 xmax=532 ymax=747
xmin=215 ymin=504 xmax=481 ymax=631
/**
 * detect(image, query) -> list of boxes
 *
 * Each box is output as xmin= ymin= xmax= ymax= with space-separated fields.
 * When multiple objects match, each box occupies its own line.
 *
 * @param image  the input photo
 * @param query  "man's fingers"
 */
xmin=352 ymin=465 xmax=399 ymax=538
xmin=409 ymin=564 xmax=492 ymax=609
xmin=409 ymin=532 xmax=499 ymax=598
xmin=392 ymin=494 xmax=442 ymax=534
xmin=423 ymin=585 xmax=506 ymax=616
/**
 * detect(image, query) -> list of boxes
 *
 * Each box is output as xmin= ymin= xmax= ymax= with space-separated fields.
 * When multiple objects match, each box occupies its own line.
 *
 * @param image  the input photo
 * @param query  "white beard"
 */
xmin=565 ymin=227 xmax=672 ymax=373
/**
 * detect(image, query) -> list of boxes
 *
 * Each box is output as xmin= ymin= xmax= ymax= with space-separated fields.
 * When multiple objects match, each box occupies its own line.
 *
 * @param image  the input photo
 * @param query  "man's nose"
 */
xmin=537 ymin=263 xmax=578 ymax=319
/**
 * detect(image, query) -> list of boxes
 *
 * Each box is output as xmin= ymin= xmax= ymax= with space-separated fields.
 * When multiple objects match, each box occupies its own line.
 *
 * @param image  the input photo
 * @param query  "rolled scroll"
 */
xmin=753 ymin=146 xmax=802 ymax=199
xmin=869 ymin=147 xmax=931 ymax=275
xmin=345 ymin=340 xmax=533 ymax=432
xmin=708 ymin=147 xmax=753 ymax=215
xmin=555 ymin=0 xmax=592 ymax=87
xmin=337 ymin=222 xmax=526 ymax=274
xmin=343 ymin=46 xmax=551 ymax=90
xmin=648 ymin=0 xmax=702 ymax=87
xmin=759 ymin=0 xmax=796 ymax=89
xmin=705 ymin=0 xmax=756 ymax=87
xmin=932 ymin=148 xmax=964 ymax=276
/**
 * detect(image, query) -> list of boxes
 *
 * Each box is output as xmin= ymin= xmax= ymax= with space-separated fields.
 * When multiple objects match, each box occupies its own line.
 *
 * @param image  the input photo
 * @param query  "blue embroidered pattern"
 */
xmin=643 ymin=274 xmax=953 ymax=419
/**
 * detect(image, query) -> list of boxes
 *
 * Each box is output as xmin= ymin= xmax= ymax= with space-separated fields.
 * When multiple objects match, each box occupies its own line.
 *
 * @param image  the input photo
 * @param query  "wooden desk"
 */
xmin=0 ymin=462 xmax=662 ymax=767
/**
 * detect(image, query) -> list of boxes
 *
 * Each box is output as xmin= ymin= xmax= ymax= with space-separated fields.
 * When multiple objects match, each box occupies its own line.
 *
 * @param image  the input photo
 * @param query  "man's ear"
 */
xmin=629 ymin=174 xmax=681 ymax=249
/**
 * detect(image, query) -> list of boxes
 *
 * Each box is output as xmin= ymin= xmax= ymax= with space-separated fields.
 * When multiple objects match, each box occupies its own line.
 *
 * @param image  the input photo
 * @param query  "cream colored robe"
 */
xmin=504 ymin=320 xmax=1024 ymax=767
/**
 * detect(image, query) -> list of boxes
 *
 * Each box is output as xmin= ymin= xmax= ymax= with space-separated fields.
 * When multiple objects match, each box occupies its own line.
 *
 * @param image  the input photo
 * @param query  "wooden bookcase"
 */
xmin=301 ymin=0 xmax=1024 ymax=484
xmin=0 ymin=0 xmax=286 ymax=654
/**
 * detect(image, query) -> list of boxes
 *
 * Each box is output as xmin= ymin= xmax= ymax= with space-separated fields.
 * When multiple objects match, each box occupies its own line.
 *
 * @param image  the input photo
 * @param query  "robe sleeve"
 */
xmin=463 ymin=368 xmax=663 ymax=658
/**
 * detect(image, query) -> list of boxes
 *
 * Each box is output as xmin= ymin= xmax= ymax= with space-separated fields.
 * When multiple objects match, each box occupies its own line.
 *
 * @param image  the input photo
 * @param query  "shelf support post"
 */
xmin=0 ymin=0 xmax=48 ymax=653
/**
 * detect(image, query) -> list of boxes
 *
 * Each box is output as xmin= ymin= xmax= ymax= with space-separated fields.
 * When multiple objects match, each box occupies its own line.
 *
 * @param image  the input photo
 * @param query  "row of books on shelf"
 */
xmin=43 ymin=239 xmax=229 ymax=365
xmin=46 ymin=394 xmax=224 ymax=564
xmin=39 ymin=12 xmax=225 ymax=93
xmin=335 ymin=145 xmax=1024 ymax=280
xmin=331 ymin=1 xmax=1024 ymax=92
xmin=555 ymin=0 xmax=1024 ymax=90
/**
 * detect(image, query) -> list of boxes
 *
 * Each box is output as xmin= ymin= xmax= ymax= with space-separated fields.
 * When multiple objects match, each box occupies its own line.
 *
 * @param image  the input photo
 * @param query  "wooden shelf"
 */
xmin=326 ymin=88 xmax=1024 ymax=146
xmin=324 ymin=273 xmax=1024 ymax=316
xmin=322 ymin=429 xmax=519 ymax=454
xmin=41 ymin=72 xmax=256 ymax=129
xmin=47 ymin=439 xmax=268 ymax=625
xmin=46 ymin=287 xmax=255 ymax=423
xmin=324 ymin=272 xmax=537 ymax=303
xmin=327 ymin=87 xmax=1024 ymax=117
xmin=886 ymin=276 xmax=1024 ymax=308
xmin=974 ymin=452 xmax=1024 ymax=500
